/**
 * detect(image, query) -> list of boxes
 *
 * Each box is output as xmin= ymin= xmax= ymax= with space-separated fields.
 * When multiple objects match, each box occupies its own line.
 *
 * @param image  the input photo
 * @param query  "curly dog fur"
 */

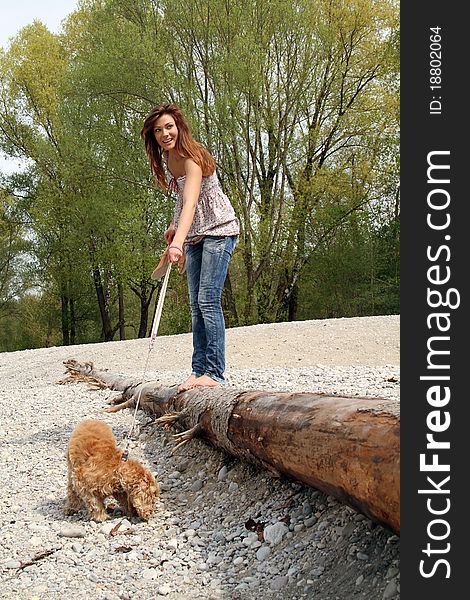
xmin=64 ymin=419 xmax=159 ymax=522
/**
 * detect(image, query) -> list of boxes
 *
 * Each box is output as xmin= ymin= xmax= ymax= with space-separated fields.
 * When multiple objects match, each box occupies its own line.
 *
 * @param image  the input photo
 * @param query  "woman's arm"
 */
xmin=168 ymin=159 xmax=202 ymax=261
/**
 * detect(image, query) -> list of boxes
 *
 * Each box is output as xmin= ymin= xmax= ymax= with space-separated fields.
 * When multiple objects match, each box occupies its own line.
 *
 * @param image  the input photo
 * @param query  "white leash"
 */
xmin=121 ymin=261 xmax=172 ymax=461
xmin=150 ymin=259 xmax=172 ymax=349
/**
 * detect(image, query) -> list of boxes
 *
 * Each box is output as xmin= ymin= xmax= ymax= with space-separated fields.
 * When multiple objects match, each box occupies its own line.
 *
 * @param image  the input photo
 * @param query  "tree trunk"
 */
xmin=70 ymin=296 xmax=76 ymax=345
xmin=222 ymin=273 xmax=238 ymax=328
xmin=118 ymin=282 xmax=125 ymax=341
xmin=128 ymin=279 xmax=158 ymax=338
xmin=60 ymin=294 xmax=70 ymax=346
xmin=139 ymin=288 xmax=150 ymax=339
xmin=61 ymin=360 xmax=400 ymax=535
xmin=92 ymin=267 xmax=113 ymax=341
xmin=287 ymin=280 xmax=298 ymax=322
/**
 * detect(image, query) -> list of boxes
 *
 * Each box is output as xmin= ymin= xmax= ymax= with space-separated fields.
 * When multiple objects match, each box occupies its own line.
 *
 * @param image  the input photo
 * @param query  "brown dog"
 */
xmin=64 ymin=419 xmax=159 ymax=522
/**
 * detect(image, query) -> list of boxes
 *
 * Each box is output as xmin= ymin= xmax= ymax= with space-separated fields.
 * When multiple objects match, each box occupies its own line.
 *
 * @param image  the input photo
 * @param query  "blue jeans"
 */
xmin=185 ymin=235 xmax=237 ymax=382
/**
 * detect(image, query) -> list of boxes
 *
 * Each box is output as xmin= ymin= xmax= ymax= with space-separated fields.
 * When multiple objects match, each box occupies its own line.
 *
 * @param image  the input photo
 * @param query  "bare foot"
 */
xmin=178 ymin=374 xmax=221 ymax=392
xmin=178 ymin=374 xmax=199 ymax=392
xmin=189 ymin=375 xmax=221 ymax=389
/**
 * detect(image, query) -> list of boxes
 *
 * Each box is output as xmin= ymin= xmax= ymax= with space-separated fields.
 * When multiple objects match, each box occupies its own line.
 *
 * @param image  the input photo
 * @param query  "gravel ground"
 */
xmin=0 ymin=315 xmax=400 ymax=600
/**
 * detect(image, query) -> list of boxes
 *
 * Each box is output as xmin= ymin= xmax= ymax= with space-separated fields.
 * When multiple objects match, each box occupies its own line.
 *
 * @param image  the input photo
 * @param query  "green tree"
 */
xmin=154 ymin=0 xmax=399 ymax=323
xmin=0 ymin=189 xmax=31 ymax=322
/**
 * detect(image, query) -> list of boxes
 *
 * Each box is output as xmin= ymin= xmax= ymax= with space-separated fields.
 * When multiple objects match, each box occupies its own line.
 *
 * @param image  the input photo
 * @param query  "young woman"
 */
xmin=141 ymin=103 xmax=239 ymax=391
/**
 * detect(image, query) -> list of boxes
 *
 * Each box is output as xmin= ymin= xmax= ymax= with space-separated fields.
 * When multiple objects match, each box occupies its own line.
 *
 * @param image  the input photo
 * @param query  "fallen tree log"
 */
xmin=61 ymin=359 xmax=400 ymax=534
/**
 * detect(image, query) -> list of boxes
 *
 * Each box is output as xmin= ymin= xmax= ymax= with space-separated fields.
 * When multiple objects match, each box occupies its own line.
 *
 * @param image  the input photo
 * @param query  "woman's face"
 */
xmin=153 ymin=113 xmax=178 ymax=151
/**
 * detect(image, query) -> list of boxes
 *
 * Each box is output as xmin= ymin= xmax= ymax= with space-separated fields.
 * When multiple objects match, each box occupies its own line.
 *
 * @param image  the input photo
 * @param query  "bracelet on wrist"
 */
xmin=169 ymin=244 xmax=182 ymax=252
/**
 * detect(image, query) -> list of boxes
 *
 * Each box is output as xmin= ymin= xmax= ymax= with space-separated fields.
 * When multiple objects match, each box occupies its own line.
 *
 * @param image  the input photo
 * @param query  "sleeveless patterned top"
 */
xmin=171 ymin=172 xmax=240 ymax=244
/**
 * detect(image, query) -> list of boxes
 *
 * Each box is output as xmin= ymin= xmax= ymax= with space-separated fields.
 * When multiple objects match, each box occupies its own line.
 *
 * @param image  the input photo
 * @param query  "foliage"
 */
xmin=296 ymin=210 xmax=399 ymax=319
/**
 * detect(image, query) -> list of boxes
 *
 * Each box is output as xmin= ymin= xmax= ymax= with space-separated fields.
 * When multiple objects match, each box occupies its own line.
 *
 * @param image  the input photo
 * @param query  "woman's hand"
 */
xmin=168 ymin=244 xmax=183 ymax=264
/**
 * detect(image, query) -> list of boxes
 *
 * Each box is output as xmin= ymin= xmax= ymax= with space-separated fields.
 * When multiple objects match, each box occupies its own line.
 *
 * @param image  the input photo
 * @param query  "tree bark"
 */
xmin=222 ymin=273 xmax=238 ymax=328
xmin=118 ymin=282 xmax=125 ymax=341
xmin=60 ymin=293 xmax=70 ymax=346
xmin=92 ymin=266 xmax=113 ymax=341
xmin=61 ymin=359 xmax=400 ymax=535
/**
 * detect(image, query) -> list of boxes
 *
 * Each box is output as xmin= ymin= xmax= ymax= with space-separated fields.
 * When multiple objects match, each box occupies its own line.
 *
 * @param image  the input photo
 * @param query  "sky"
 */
xmin=0 ymin=0 xmax=78 ymax=49
xmin=1 ymin=0 xmax=79 ymax=174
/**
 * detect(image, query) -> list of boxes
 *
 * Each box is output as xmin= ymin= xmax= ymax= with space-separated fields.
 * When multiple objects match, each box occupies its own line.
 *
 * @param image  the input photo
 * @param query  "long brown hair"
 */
xmin=141 ymin=103 xmax=216 ymax=190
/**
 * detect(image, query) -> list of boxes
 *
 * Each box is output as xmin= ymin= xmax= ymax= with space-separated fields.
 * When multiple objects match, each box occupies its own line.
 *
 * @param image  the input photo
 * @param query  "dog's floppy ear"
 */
xmin=131 ymin=477 xmax=159 ymax=520
xmin=119 ymin=463 xmax=159 ymax=520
